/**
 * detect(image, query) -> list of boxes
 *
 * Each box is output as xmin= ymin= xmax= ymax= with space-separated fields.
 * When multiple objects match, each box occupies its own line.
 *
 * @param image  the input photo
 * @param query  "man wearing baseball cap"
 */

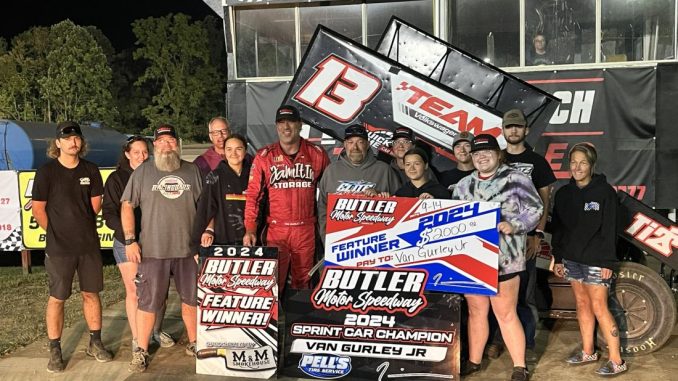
xmin=32 ymin=121 xmax=112 ymax=372
xmin=317 ymin=124 xmax=401 ymax=240
xmin=121 ymin=124 xmax=203 ymax=372
xmin=244 ymin=105 xmax=330 ymax=293
xmin=496 ymin=108 xmax=556 ymax=363
xmin=440 ymin=131 xmax=475 ymax=192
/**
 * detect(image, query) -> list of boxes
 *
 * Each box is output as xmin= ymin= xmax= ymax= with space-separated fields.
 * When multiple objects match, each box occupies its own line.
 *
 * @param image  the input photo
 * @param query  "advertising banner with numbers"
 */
xmin=283 ymin=266 xmax=460 ymax=381
xmin=0 ymin=171 xmax=22 ymax=251
xmin=18 ymin=168 xmax=115 ymax=249
xmin=196 ymin=245 xmax=279 ymax=378
xmin=325 ymin=194 xmax=500 ymax=295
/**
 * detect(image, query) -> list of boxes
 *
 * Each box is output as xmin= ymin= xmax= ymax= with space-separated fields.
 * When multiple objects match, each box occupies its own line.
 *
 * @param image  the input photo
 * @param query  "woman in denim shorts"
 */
xmin=102 ymin=136 xmax=175 ymax=349
xmin=551 ymin=142 xmax=627 ymax=376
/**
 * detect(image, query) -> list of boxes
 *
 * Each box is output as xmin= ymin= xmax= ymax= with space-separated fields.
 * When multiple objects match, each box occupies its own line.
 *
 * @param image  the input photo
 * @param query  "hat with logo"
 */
xmin=392 ymin=127 xmax=415 ymax=142
xmin=275 ymin=105 xmax=301 ymax=122
xmin=56 ymin=121 xmax=83 ymax=138
xmin=502 ymin=108 xmax=527 ymax=127
xmin=471 ymin=134 xmax=501 ymax=153
xmin=154 ymin=124 xmax=177 ymax=141
xmin=453 ymin=131 xmax=475 ymax=147
xmin=344 ymin=124 xmax=369 ymax=140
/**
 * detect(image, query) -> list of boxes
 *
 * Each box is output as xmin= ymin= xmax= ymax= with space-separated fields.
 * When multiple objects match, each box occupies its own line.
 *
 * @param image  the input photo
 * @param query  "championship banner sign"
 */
xmin=197 ymin=245 xmax=279 ymax=378
xmin=18 ymin=169 xmax=115 ymax=249
xmin=0 ymin=171 xmax=22 ymax=251
xmin=281 ymin=26 xmax=505 ymax=156
xmin=283 ymin=266 xmax=460 ymax=380
xmin=325 ymin=194 xmax=500 ymax=295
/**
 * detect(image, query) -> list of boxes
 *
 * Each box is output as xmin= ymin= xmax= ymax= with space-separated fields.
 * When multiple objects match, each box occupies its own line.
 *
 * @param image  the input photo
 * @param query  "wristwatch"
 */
xmin=535 ymin=230 xmax=545 ymax=239
xmin=124 ymin=238 xmax=136 ymax=246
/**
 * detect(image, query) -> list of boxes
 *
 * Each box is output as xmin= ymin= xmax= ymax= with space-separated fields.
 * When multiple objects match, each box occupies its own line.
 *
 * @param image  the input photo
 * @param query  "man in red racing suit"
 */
xmin=244 ymin=105 xmax=329 ymax=293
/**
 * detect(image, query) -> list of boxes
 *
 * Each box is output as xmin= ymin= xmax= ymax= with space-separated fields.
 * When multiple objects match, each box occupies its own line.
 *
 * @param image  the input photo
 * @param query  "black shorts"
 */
xmin=136 ymin=257 xmax=198 ymax=312
xmin=45 ymin=252 xmax=104 ymax=300
xmin=498 ymin=271 xmax=523 ymax=283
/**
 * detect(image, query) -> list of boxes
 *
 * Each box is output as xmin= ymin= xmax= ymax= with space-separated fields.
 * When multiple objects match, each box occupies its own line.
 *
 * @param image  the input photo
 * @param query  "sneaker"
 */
xmin=86 ymin=340 xmax=113 ymax=362
xmin=566 ymin=350 xmax=599 ymax=365
xmin=510 ymin=366 xmax=530 ymax=381
xmin=152 ymin=331 xmax=175 ymax=348
xmin=128 ymin=348 xmax=149 ymax=373
xmin=460 ymin=360 xmax=482 ymax=376
xmin=595 ymin=360 xmax=628 ymax=376
xmin=185 ymin=341 xmax=196 ymax=357
xmin=485 ymin=342 xmax=504 ymax=359
xmin=47 ymin=346 xmax=64 ymax=373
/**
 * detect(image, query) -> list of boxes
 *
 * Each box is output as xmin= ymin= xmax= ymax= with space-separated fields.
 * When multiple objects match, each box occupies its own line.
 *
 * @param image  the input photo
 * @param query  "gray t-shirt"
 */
xmin=121 ymin=160 xmax=203 ymax=259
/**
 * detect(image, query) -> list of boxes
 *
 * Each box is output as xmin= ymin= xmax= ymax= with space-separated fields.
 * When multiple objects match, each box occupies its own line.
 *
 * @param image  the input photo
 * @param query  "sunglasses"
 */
xmin=125 ymin=135 xmax=147 ymax=149
xmin=59 ymin=125 xmax=82 ymax=136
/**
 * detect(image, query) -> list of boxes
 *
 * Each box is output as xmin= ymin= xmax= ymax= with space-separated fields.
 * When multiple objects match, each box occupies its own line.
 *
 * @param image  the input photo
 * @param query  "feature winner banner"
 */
xmin=283 ymin=267 xmax=460 ymax=380
xmin=197 ymin=245 xmax=278 ymax=378
xmin=282 ymin=26 xmax=505 ymax=156
xmin=325 ymin=194 xmax=500 ymax=295
xmin=0 ymin=171 xmax=22 ymax=251
xmin=18 ymin=169 xmax=115 ymax=249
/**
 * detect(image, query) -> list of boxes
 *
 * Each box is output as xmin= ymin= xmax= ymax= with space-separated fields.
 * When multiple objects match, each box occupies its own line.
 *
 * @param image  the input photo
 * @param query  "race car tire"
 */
xmin=598 ymin=261 xmax=677 ymax=356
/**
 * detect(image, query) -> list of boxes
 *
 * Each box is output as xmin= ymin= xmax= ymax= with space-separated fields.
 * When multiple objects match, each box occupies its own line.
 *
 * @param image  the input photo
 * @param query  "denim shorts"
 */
xmin=563 ymin=258 xmax=612 ymax=287
xmin=112 ymin=238 xmax=128 ymax=264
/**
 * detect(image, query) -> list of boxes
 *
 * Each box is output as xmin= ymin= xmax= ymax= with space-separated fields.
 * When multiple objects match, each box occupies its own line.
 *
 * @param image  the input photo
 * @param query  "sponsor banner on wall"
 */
xmin=18 ymin=169 xmax=115 ymax=249
xmin=196 ymin=245 xmax=278 ymax=378
xmin=283 ymin=266 xmax=460 ymax=380
xmin=0 ymin=171 xmax=22 ymax=251
xmin=281 ymin=26 xmax=505 ymax=159
xmin=516 ymin=68 xmax=656 ymax=205
xmin=325 ymin=194 xmax=500 ymax=295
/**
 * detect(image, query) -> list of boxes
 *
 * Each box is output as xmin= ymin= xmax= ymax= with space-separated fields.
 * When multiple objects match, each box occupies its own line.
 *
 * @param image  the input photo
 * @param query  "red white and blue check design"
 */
xmin=325 ymin=195 xmax=500 ymax=295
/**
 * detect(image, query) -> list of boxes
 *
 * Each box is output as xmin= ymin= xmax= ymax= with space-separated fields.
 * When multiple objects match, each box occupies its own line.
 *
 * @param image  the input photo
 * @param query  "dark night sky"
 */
xmin=1 ymin=0 xmax=216 ymax=50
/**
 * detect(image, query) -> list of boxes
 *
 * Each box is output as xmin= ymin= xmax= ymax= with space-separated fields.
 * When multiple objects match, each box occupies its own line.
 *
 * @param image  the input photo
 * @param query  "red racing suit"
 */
xmin=245 ymin=138 xmax=330 ymax=291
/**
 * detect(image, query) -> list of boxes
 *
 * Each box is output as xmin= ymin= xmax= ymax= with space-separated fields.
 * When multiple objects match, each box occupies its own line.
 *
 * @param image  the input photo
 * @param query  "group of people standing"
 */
xmin=34 ymin=104 xmax=626 ymax=379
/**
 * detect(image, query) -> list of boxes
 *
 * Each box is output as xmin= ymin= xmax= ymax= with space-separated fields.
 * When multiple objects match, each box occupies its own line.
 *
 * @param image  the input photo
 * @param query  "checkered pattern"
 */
xmin=0 ymin=227 xmax=24 ymax=251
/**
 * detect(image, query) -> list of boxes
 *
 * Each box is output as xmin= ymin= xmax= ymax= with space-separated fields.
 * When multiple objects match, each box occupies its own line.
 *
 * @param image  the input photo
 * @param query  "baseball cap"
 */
xmin=275 ymin=105 xmax=301 ymax=122
xmin=344 ymin=124 xmax=369 ymax=140
xmin=471 ymin=134 xmax=501 ymax=153
xmin=392 ymin=127 xmax=414 ymax=142
xmin=453 ymin=131 xmax=475 ymax=147
xmin=56 ymin=121 xmax=82 ymax=138
xmin=154 ymin=124 xmax=177 ymax=141
xmin=502 ymin=108 xmax=527 ymax=127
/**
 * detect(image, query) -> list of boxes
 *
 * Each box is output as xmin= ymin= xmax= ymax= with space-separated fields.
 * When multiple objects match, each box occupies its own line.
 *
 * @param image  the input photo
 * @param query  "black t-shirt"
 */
xmin=32 ymin=159 xmax=104 ymax=257
xmin=395 ymin=180 xmax=450 ymax=199
xmin=503 ymin=146 xmax=557 ymax=190
xmin=439 ymin=168 xmax=475 ymax=190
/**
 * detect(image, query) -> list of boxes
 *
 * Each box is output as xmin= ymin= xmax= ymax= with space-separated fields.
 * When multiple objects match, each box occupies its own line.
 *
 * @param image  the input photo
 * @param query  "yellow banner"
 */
xmin=19 ymin=168 xmax=116 ymax=249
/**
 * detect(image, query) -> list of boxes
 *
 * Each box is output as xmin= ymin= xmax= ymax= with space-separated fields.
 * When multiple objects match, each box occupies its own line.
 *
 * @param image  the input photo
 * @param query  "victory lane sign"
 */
xmin=197 ymin=245 xmax=279 ymax=378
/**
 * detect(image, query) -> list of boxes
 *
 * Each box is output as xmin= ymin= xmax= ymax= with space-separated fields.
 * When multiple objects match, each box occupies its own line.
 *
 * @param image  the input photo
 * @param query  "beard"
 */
xmin=154 ymin=149 xmax=181 ymax=172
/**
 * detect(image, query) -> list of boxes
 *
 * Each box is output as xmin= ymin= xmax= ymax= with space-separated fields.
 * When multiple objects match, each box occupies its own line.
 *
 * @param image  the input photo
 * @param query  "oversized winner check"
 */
xmin=325 ymin=194 xmax=500 ymax=295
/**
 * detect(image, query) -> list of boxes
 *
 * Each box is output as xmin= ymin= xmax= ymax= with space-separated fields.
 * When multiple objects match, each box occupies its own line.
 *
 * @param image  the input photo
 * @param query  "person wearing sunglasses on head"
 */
xmin=32 ymin=121 xmax=113 ymax=373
